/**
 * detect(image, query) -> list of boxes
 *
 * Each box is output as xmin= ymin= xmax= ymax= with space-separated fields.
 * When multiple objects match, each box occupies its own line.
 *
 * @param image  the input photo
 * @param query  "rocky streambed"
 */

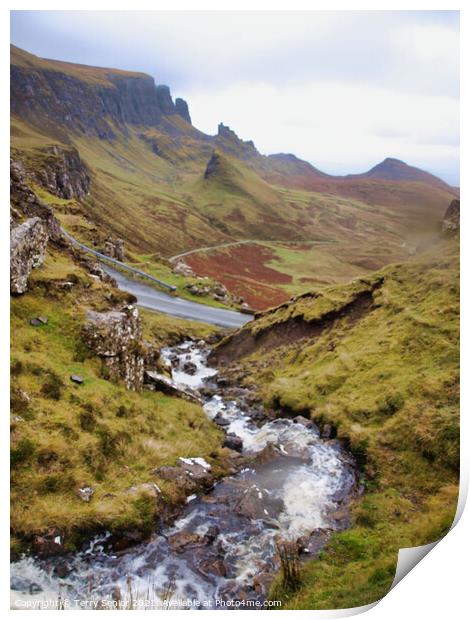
xmin=10 ymin=341 xmax=358 ymax=610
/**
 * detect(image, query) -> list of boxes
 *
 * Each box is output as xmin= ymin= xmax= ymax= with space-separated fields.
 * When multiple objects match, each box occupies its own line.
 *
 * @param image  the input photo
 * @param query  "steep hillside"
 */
xmin=211 ymin=228 xmax=459 ymax=607
xmin=10 ymin=172 xmax=235 ymax=555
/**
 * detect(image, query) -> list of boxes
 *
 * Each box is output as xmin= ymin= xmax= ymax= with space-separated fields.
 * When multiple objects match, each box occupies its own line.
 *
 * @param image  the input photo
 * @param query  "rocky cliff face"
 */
xmin=215 ymin=123 xmax=258 ymax=160
xmin=10 ymin=217 xmax=49 ymax=294
xmin=10 ymin=159 xmax=62 ymax=240
xmin=11 ymin=48 xmax=192 ymax=139
xmin=81 ymin=305 xmax=145 ymax=390
xmin=18 ymin=145 xmax=91 ymax=199
xmin=175 ymin=97 xmax=191 ymax=124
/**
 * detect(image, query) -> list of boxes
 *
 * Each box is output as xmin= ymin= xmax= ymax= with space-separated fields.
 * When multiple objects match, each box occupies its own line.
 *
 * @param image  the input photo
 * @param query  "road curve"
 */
xmin=102 ymin=264 xmax=253 ymax=329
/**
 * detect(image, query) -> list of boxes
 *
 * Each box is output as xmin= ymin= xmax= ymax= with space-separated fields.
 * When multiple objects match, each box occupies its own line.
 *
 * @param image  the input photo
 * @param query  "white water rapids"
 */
xmin=10 ymin=341 xmax=356 ymax=610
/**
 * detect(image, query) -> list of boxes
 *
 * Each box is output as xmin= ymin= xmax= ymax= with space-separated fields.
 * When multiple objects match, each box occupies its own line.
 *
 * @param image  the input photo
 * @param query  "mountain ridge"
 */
xmin=10 ymin=43 xmax=458 ymax=308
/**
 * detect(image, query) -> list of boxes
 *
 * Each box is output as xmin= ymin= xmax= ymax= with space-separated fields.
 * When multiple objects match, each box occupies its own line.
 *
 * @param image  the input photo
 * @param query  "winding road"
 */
xmin=61 ymin=227 xmax=252 ymax=328
xmin=102 ymin=264 xmax=252 ymax=328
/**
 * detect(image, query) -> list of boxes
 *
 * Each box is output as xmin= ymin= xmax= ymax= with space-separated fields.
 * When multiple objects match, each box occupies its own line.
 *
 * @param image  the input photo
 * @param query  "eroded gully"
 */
xmin=11 ymin=341 xmax=358 ymax=610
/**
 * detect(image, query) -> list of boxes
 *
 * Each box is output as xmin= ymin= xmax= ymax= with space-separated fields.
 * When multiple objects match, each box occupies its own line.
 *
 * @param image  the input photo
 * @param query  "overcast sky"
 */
xmin=11 ymin=11 xmax=460 ymax=185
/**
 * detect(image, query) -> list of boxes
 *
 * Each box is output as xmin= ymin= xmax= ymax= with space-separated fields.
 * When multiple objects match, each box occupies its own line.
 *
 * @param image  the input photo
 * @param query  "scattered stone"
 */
xmin=213 ymin=413 xmax=231 ymax=427
xmin=70 ymin=374 xmax=84 ymax=385
xmin=223 ymin=434 xmax=243 ymax=452
xmin=293 ymin=415 xmax=314 ymax=429
xmin=168 ymin=532 xmax=204 ymax=552
xmin=10 ymin=217 xmax=49 ymax=294
xmin=77 ymin=486 xmax=94 ymax=502
xmin=198 ymin=557 xmax=228 ymax=577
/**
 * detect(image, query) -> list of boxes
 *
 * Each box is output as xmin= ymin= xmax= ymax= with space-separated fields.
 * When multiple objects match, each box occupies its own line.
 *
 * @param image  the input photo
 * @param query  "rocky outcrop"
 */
xmin=10 ymin=159 xmax=62 ymax=240
xmin=10 ymin=217 xmax=49 ymax=294
xmin=11 ymin=47 xmax=191 ymax=138
xmin=23 ymin=146 xmax=90 ymax=199
xmin=103 ymin=237 xmax=125 ymax=261
xmin=204 ymin=152 xmax=221 ymax=179
xmin=175 ymin=98 xmax=191 ymax=124
xmin=442 ymin=199 xmax=460 ymax=236
xmin=81 ymin=305 xmax=144 ymax=390
xmin=215 ymin=123 xmax=258 ymax=159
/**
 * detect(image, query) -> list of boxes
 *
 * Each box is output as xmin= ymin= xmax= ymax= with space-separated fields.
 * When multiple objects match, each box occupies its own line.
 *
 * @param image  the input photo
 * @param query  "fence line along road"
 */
xmin=61 ymin=228 xmax=177 ymax=292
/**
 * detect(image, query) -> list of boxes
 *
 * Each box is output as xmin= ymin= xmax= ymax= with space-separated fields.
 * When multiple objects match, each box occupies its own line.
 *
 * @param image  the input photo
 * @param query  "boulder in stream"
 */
xmin=144 ymin=371 xmax=202 ymax=403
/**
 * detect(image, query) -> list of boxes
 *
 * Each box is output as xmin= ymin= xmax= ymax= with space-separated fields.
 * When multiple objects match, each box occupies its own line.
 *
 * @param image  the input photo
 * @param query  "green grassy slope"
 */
xmin=10 ymin=243 xmax=226 ymax=555
xmin=212 ymin=236 xmax=459 ymax=608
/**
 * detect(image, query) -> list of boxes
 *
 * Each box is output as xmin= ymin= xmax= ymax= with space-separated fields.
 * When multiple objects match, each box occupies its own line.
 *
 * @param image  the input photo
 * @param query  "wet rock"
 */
xmin=144 ymin=371 xmax=201 ymax=403
xmin=235 ymin=485 xmax=284 ymax=520
xmin=70 ymin=374 xmax=84 ymax=385
xmin=249 ymin=443 xmax=283 ymax=466
xmin=154 ymin=457 xmax=213 ymax=496
xmin=216 ymin=376 xmax=230 ymax=388
xmin=77 ymin=486 xmax=94 ymax=501
xmin=111 ymin=529 xmax=148 ymax=552
xmin=198 ymin=557 xmax=228 ymax=577
xmin=203 ymin=525 xmax=220 ymax=543
xmin=293 ymin=415 xmax=314 ymax=429
xmin=253 ymin=572 xmax=275 ymax=597
xmin=296 ymin=529 xmax=330 ymax=556
xmin=213 ymin=413 xmax=231 ymax=427
xmin=53 ymin=560 xmax=73 ymax=579
xmin=168 ymin=532 xmax=204 ymax=552
xmin=223 ymin=433 xmax=243 ymax=452
xmin=82 ymin=305 xmax=144 ymax=390
xmin=328 ymin=505 xmax=350 ymax=528
xmin=33 ymin=528 xmax=65 ymax=558
xmin=182 ymin=361 xmax=197 ymax=375
xmin=10 ymin=217 xmax=49 ymax=294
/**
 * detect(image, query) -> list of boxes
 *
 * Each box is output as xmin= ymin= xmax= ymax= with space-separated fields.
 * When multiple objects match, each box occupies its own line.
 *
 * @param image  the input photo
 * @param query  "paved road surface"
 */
xmin=103 ymin=264 xmax=253 ymax=329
